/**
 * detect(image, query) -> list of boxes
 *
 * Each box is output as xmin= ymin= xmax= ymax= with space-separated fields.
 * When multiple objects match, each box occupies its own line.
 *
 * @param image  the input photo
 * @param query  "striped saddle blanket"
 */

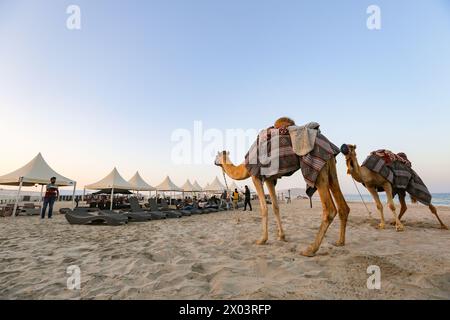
xmin=362 ymin=152 xmax=432 ymax=205
xmin=244 ymin=126 xmax=340 ymax=195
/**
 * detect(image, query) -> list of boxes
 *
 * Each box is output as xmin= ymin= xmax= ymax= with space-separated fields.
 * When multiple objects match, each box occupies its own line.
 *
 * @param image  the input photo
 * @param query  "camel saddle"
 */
xmin=362 ymin=150 xmax=432 ymax=205
xmin=244 ymin=125 xmax=340 ymax=196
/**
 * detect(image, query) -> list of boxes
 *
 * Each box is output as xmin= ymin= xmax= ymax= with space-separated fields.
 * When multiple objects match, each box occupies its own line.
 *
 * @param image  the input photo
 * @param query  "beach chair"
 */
xmin=149 ymin=199 xmax=182 ymax=219
xmin=65 ymin=209 xmax=128 ymax=226
xmin=193 ymin=202 xmax=211 ymax=214
xmin=100 ymin=210 xmax=152 ymax=223
xmin=0 ymin=204 xmax=14 ymax=217
xmin=129 ymin=197 xmax=166 ymax=220
xmin=20 ymin=203 xmax=41 ymax=216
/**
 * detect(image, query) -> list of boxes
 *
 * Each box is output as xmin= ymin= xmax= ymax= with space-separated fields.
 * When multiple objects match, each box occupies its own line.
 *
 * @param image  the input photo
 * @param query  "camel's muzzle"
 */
xmin=340 ymin=144 xmax=350 ymax=156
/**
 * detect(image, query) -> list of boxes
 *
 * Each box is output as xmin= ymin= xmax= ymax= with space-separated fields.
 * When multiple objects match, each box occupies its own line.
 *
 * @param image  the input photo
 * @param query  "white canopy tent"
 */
xmin=0 ymin=153 xmax=76 ymax=216
xmin=128 ymin=171 xmax=156 ymax=198
xmin=181 ymin=179 xmax=196 ymax=193
xmin=84 ymin=167 xmax=133 ymax=210
xmin=206 ymin=176 xmax=226 ymax=193
xmin=228 ymin=181 xmax=241 ymax=192
xmin=155 ymin=176 xmax=182 ymax=203
xmin=155 ymin=176 xmax=182 ymax=192
xmin=192 ymin=180 xmax=203 ymax=192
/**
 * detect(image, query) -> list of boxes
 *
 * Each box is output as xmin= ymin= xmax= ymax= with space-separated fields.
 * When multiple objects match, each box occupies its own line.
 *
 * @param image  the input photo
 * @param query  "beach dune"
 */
xmin=0 ymin=200 xmax=449 ymax=299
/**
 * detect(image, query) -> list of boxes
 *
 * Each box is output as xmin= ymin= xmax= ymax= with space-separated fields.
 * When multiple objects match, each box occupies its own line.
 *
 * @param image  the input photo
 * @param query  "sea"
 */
xmin=344 ymin=193 xmax=450 ymax=207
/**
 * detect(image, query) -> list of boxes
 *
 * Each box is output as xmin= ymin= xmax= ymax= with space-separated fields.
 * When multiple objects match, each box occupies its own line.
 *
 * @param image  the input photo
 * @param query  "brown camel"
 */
xmin=342 ymin=144 xmax=447 ymax=230
xmin=214 ymin=117 xmax=350 ymax=257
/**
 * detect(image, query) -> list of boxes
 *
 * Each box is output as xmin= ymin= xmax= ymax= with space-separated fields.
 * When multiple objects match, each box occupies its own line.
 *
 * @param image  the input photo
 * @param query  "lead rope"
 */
xmin=222 ymin=168 xmax=229 ymax=192
xmin=352 ymin=177 xmax=372 ymax=217
xmin=222 ymin=167 xmax=240 ymax=223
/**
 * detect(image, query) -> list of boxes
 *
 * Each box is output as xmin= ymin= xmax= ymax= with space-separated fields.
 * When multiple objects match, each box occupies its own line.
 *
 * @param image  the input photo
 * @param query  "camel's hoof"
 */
xmin=300 ymin=248 xmax=316 ymax=257
xmin=256 ymin=239 xmax=268 ymax=245
xmin=378 ymin=223 xmax=385 ymax=230
xmin=390 ymin=221 xmax=397 ymax=226
xmin=395 ymin=224 xmax=404 ymax=232
xmin=334 ymin=241 xmax=345 ymax=247
xmin=278 ymin=234 xmax=287 ymax=242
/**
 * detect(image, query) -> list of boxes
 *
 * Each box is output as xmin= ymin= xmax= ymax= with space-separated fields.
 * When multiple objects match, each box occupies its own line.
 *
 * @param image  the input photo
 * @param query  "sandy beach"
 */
xmin=0 ymin=200 xmax=449 ymax=300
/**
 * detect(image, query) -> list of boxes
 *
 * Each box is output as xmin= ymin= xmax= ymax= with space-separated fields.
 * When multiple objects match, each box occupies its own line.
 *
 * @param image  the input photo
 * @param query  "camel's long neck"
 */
xmin=221 ymin=160 xmax=250 ymax=180
xmin=348 ymin=156 xmax=363 ymax=183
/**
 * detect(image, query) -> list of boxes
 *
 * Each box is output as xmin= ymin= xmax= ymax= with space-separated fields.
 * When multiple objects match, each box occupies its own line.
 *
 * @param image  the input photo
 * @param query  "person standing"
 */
xmin=243 ymin=185 xmax=252 ymax=211
xmin=232 ymin=188 xmax=240 ymax=210
xmin=220 ymin=190 xmax=228 ymax=210
xmin=41 ymin=177 xmax=59 ymax=219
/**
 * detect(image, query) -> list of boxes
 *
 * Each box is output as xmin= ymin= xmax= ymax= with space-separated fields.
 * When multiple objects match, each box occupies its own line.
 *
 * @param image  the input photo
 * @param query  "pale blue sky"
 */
xmin=1 ymin=0 xmax=450 ymax=193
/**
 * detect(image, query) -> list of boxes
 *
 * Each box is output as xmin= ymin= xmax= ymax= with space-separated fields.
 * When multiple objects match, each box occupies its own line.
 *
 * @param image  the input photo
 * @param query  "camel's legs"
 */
xmin=397 ymin=193 xmax=408 ymax=222
xmin=383 ymin=183 xmax=404 ymax=231
xmin=367 ymin=187 xmax=386 ymax=229
xmin=429 ymin=204 xmax=448 ymax=230
xmin=328 ymin=159 xmax=350 ymax=246
xmin=301 ymin=167 xmax=337 ymax=257
xmin=252 ymin=176 xmax=269 ymax=245
xmin=265 ymin=180 xmax=286 ymax=241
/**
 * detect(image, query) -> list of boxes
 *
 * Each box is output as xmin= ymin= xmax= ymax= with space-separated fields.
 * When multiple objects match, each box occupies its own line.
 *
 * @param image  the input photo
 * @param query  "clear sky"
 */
xmin=1 ymin=0 xmax=450 ymax=193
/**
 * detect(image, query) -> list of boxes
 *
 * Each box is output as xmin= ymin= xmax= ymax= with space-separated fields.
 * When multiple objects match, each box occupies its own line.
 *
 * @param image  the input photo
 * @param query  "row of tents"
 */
xmin=0 ymin=153 xmax=246 ymax=216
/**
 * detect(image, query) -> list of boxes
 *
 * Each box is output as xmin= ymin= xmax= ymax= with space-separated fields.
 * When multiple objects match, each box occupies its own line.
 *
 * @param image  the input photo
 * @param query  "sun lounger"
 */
xmin=65 ymin=209 xmax=128 ymax=226
xmin=18 ymin=203 xmax=41 ymax=216
xmin=150 ymin=199 xmax=182 ymax=218
xmin=178 ymin=202 xmax=202 ymax=215
xmin=101 ymin=210 xmax=152 ymax=223
xmin=204 ymin=206 xmax=219 ymax=213
xmin=193 ymin=202 xmax=211 ymax=214
xmin=129 ymin=197 xmax=166 ymax=220
xmin=0 ymin=204 xmax=14 ymax=217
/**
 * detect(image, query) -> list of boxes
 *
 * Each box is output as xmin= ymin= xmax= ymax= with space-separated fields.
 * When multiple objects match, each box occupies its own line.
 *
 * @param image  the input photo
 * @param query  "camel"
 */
xmin=341 ymin=144 xmax=447 ymax=230
xmin=214 ymin=117 xmax=350 ymax=257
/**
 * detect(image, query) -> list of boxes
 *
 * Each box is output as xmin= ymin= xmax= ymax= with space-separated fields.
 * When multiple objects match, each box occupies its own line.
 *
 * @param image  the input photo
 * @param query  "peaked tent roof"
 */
xmin=192 ymin=180 xmax=203 ymax=192
xmin=85 ymin=168 xmax=133 ymax=190
xmin=229 ymin=181 xmax=241 ymax=191
xmin=0 ymin=153 xmax=75 ymax=187
xmin=181 ymin=179 xmax=196 ymax=192
xmin=207 ymin=176 xmax=226 ymax=192
xmin=203 ymin=182 xmax=211 ymax=191
xmin=128 ymin=171 xmax=156 ymax=191
xmin=155 ymin=176 xmax=182 ymax=191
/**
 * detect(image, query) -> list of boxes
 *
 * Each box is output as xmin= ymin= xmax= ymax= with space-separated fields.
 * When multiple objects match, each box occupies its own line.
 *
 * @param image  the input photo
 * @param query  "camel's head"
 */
xmin=340 ymin=144 xmax=358 ymax=175
xmin=274 ymin=117 xmax=296 ymax=129
xmin=214 ymin=151 xmax=230 ymax=167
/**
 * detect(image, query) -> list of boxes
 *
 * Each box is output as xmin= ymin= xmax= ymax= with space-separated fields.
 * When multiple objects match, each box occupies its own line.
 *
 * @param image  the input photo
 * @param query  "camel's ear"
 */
xmin=226 ymin=151 xmax=230 ymax=156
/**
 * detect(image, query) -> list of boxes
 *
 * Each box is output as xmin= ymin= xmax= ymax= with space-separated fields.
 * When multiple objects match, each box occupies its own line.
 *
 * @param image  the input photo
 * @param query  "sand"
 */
xmin=0 ymin=200 xmax=449 ymax=300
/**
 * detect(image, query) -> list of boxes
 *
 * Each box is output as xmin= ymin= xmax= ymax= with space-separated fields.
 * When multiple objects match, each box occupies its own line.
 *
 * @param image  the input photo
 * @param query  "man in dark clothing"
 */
xmin=41 ymin=177 xmax=59 ymax=219
xmin=243 ymin=185 xmax=252 ymax=211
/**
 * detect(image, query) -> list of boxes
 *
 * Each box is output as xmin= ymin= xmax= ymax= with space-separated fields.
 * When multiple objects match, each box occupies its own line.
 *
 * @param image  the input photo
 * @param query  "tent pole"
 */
xmin=39 ymin=184 xmax=44 ymax=207
xmin=12 ymin=177 xmax=23 ymax=217
xmin=82 ymin=188 xmax=86 ymax=202
xmin=110 ymin=188 xmax=114 ymax=211
xmin=71 ymin=182 xmax=77 ymax=209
